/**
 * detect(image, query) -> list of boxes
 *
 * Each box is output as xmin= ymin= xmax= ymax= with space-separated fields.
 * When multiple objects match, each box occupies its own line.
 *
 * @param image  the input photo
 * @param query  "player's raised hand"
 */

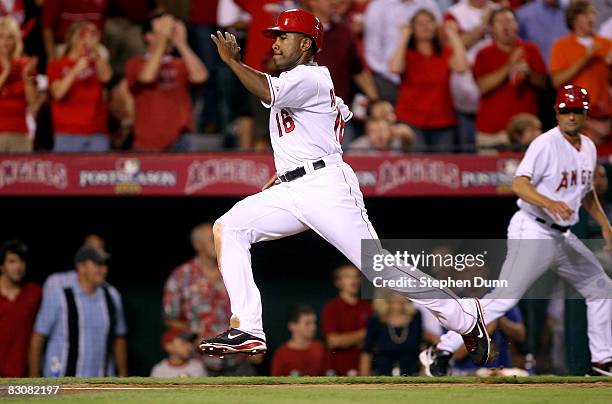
xmin=211 ymin=31 xmax=241 ymax=64
xmin=544 ymin=199 xmax=574 ymax=222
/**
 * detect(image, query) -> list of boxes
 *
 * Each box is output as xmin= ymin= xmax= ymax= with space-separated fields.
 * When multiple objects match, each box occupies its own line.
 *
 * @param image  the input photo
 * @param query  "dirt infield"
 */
xmin=5 ymin=379 xmax=609 ymax=403
xmin=62 ymin=382 xmax=611 ymax=392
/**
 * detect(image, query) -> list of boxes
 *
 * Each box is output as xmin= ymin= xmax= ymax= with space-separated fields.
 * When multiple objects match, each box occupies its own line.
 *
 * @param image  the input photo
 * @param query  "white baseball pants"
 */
xmin=215 ymin=156 xmax=478 ymax=340
xmin=438 ymin=210 xmax=612 ymax=363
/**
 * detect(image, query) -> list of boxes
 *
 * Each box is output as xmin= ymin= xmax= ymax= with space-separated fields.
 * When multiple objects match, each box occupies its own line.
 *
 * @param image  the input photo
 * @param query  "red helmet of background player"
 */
xmin=554 ymin=85 xmax=590 ymax=112
xmin=263 ymin=9 xmax=324 ymax=52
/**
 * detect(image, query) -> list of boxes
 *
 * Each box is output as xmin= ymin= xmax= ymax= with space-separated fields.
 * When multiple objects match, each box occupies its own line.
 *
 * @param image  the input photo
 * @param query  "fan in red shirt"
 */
xmin=472 ymin=7 xmax=546 ymax=152
xmin=271 ymin=305 xmax=326 ymax=376
xmin=42 ymin=0 xmax=107 ymax=60
xmin=0 ymin=16 xmax=36 ymax=152
xmin=322 ymin=265 xmax=372 ymax=376
xmin=0 ymin=240 xmax=42 ymax=377
xmin=47 ymin=22 xmax=112 ymax=152
xmin=125 ymin=13 xmax=208 ymax=151
xmin=390 ymin=10 xmax=469 ymax=152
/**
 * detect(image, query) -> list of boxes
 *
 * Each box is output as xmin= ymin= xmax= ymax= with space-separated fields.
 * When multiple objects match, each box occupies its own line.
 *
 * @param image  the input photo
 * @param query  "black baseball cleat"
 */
xmin=199 ymin=328 xmax=267 ymax=356
xmin=461 ymin=298 xmax=490 ymax=366
xmin=420 ymin=346 xmax=452 ymax=377
xmin=586 ymin=362 xmax=612 ymax=376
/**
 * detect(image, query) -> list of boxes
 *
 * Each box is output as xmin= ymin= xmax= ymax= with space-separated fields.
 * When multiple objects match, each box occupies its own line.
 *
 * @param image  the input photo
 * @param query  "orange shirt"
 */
xmin=47 ymin=57 xmax=108 ymax=134
xmin=550 ymin=34 xmax=612 ymax=116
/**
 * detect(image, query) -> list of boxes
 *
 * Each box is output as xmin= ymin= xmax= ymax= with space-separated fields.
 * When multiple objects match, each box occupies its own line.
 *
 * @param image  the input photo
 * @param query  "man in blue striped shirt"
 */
xmin=30 ymin=245 xmax=128 ymax=377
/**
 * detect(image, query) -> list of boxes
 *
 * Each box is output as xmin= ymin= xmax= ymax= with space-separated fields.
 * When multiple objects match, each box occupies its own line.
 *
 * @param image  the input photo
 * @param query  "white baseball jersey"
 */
xmin=214 ymin=62 xmax=482 ymax=342
xmin=437 ymin=126 xmax=612 ymax=363
xmin=514 ymin=126 xmax=596 ymax=227
xmin=263 ymin=64 xmax=352 ymax=174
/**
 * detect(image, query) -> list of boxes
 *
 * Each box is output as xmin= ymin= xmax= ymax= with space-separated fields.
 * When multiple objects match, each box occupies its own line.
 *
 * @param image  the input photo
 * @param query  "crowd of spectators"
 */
xmin=0 ymin=0 xmax=611 ymax=154
xmin=1 ymin=232 xmax=536 ymax=378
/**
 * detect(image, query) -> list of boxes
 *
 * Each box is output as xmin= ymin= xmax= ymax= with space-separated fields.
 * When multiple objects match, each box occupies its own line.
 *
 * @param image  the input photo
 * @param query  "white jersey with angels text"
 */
xmin=262 ymin=64 xmax=352 ymax=174
xmin=514 ymin=126 xmax=597 ymax=226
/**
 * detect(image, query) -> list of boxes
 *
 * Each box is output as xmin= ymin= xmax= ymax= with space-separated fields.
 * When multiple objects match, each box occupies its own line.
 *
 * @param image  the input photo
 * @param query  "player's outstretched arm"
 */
xmin=211 ymin=31 xmax=271 ymax=104
xmin=512 ymin=176 xmax=574 ymax=221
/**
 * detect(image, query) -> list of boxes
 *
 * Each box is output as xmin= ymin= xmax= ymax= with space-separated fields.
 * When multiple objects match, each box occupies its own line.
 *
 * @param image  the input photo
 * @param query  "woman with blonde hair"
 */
xmin=0 ymin=16 xmax=37 ymax=152
xmin=359 ymin=290 xmax=423 ymax=375
xmin=47 ymin=21 xmax=112 ymax=152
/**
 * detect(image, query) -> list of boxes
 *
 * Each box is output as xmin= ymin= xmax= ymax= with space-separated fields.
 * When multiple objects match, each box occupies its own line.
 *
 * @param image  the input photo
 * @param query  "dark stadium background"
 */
xmin=1 ymin=196 xmax=522 ymax=375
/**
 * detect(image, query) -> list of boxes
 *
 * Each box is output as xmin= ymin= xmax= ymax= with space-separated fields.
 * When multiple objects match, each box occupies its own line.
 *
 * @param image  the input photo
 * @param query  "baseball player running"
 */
xmin=421 ymin=85 xmax=612 ymax=377
xmin=199 ymin=9 xmax=489 ymax=366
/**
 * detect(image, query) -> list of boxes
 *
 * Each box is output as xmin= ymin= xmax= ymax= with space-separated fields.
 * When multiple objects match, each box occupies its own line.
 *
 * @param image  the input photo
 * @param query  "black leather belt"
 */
xmin=278 ymin=160 xmax=326 ymax=183
xmin=535 ymin=217 xmax=570 ymax=232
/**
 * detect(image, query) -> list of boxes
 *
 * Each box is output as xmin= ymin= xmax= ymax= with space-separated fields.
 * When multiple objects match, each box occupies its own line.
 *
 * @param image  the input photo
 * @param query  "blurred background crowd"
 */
xmin=1 ymin=0 xmax=612 ymax=154
xmin=3 ymin=206 xmax=612 ymax=377
xmin=3 ymin=0 xmax=612 ymax=380
xmin=0 ymin=231 xmax=535 ymax=378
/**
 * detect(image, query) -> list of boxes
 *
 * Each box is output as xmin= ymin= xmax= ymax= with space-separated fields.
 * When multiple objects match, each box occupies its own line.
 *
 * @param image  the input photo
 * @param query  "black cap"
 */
xmin=74 ymin=245 xmax=110 ymax=265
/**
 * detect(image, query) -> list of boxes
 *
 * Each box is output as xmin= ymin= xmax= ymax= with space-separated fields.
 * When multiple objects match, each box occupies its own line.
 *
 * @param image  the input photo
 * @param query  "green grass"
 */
xmin=4 ymin=386 xmax=612 ymax=404
xmin=2 ymin=377 xmax=610 ymax=404
xmin=2 ymin=375 xmax=611 ymax=385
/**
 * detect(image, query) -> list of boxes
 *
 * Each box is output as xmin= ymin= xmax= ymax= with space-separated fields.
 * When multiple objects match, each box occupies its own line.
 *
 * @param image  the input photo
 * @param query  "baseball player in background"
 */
xmin=199 ymin=9 xmax=490 ymax=366
xmin=421 ymin=85 xmax=612 ymax=377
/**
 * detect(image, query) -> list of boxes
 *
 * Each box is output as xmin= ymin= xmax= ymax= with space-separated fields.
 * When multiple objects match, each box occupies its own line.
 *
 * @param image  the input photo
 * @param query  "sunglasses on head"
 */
xmin=558 ymin=107 xmax=585 ymax=115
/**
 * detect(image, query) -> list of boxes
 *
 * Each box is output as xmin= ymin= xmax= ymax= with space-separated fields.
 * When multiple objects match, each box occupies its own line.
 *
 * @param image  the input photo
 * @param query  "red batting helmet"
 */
xmin=263 ymin=9 xmax=324 ymax=51
xmin=555 ymin=85 xmax=590 ymax=111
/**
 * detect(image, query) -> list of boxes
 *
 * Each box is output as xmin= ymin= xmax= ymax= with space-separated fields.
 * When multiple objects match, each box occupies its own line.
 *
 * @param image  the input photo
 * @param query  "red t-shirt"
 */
xmin=396 ymin=47 xmax=456 ymax=129
xmin=0 ymin=282 xmax=42 ymax=377
xmin=315 ymin=21 xmax=362 ymax=104
xmin=42 ymin=0 xmax=107 ymax=43
xmin=0 ymin=57 xmax=34 ymax=133
xmin=322 ymin=296 xmax=371 ymax=376
xmin=473 ymin=40 xmax=546 ymax=133
xmin=235 ymin=0 xmax=277 ymax=72
xmin=190 ymin=0 xmax=219 ymax=25
xmin=125 ymin=56 xmax=193 ymax=151
xmin=47 ymin=57 xmax=108 ymax=134
xmin=271 ymin=340 xmax=326 ymax=376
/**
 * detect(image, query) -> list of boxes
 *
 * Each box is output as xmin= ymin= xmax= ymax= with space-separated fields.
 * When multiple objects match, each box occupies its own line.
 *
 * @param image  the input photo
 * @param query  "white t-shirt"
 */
xmin=447 ymin=0 xmax=496 ymax=113
xmin=150 ymin=358 xmax=206 ymax=378
xmin=263 ymin=64 xmax=352 ymax=174
xmin=514 ymin=126 xmax=596 ymax=226
xmin=600 ymin=16 xmax=612 ymax=39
